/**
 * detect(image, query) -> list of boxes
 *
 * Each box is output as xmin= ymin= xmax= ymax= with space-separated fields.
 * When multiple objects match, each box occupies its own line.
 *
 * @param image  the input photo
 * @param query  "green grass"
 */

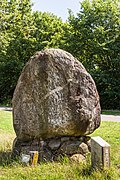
xmin=0 ymin=110 xmax=14 ymax=133
xmin=102 ymin=110 xmax=120 ymax=115
xmin=0 ymin=110 xmax=120 ymax=180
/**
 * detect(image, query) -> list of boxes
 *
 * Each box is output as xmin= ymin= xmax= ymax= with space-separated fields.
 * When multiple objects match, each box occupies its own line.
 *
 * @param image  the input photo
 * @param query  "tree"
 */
xmin=0 ymin=1 xmax=65 ymax=104
xmin=0 ymin=0 xmax=36 ymax=104
xmin=32 ymin=11 xmax=65 ymax=50
xmin=64 ymin=0 xmax=120 ymax=109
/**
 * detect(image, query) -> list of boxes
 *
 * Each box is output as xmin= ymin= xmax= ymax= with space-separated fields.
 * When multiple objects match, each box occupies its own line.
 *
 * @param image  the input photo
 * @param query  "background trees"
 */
xmin=0 ymin=0 xmax=64 ymax=104
xmin=0 ymin=0 xmax=35 ymax=103
xmin=64 ymin=0 xmax=120 ymax=109
xmin=33 ymin=11 xmax=64 ymax=50
xmin=0 ymin=0 xmax=120 ymax=109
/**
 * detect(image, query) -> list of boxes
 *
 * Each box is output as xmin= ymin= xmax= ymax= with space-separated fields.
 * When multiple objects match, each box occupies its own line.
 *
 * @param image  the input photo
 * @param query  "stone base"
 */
xmin=12 ymin=136 xmax=91 ymax=162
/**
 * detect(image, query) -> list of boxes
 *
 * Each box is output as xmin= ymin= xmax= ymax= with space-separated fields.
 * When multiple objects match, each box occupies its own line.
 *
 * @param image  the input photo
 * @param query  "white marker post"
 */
xmin=91 ymin=136 xmax=110 ymax=169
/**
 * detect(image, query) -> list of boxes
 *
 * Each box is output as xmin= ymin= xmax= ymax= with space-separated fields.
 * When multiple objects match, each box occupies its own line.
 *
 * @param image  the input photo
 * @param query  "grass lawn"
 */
xmin=102 ymin=110 xmax=120 ymax=115
xmin=0 ymin=110 xmax=120 ymax=180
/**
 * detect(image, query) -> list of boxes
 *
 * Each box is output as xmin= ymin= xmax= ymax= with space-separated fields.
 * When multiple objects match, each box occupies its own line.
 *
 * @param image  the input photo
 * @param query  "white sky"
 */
xmin=32 ymin=0 xmax=82 ymax=21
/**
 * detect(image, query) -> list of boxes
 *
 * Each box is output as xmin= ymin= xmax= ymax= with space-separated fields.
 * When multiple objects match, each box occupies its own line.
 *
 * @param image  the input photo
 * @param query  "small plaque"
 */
xmin=21 ymin=154 xmax=30 ymax=164
xmin=29 ymin=151 xmax=39 ymax=166
xmin=91 ymin=136 xmax=110 ymax=169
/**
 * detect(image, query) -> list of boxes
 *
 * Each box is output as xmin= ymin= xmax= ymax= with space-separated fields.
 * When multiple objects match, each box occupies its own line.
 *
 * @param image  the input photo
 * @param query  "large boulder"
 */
xmin=12 ymin=48 xmax=101 ymax=142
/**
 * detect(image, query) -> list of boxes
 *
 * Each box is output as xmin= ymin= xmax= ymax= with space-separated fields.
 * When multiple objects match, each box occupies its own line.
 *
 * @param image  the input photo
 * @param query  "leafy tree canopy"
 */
xmin=0 ymin=0 xmax=65 ymax=104
xmin=0 ymin=0 xmax=120 ymax=109
xmin=64 ymin=0 xmax=120 ymax=109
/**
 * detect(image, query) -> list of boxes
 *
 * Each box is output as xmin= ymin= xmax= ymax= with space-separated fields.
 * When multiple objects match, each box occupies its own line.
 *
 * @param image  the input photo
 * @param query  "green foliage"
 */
xmin=65 ymin=0 xmax=120 ymax=109
xmin=33 ymin=12 xmax=64 ymax=50
xmin=0 ymin=1 xmax=65 ymax=104
xmin=0 ymin=0 xmax=120 ymax=109
xmin=0 ymin=0 xmax=35 ymax=104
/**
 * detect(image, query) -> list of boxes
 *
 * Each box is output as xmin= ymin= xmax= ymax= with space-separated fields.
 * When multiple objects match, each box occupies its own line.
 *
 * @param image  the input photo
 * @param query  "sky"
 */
xmin=32 ymin=0 xmax=82 ymax=21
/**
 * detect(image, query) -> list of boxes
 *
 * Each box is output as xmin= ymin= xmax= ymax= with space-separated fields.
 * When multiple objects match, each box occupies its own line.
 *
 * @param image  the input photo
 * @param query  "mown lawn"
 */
xmin=102 ymin=110 xmax=120 ymax=115
xmin=0 ymin=110 xmax=120 ymax=180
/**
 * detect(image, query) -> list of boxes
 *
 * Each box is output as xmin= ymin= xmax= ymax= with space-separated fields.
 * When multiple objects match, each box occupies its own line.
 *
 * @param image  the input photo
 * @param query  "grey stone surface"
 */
xmin=70 ymin=154 xmax=86 ymax=163
xmin=12 ymin=136 xmax=91 ymax=162
xmin=12 ymin=48 xmax=101 ymax=141
xmin=61 ymin=137 xmax=70 ymax=142
xmin=48 ymin=139 xmax=61 ymax=150
xmin=91 ymin=136 xmax=110 ymax=169
xmin=79 ymin=142 xmax=89 ymax=154
xmin=59 ymin=141 xmax=89 ymax=155
xmin=59 ymin=141 xmax=81 ymax=155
